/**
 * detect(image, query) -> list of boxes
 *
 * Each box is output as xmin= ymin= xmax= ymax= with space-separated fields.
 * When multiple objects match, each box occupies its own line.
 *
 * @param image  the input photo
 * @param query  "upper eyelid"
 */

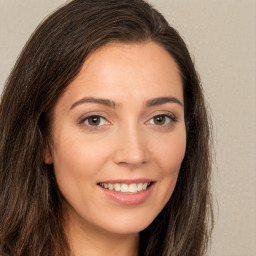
xmin=146 ymin=113 xmax=176 ymax=124
xmin=78 ymin=112 xmax=109 ymax=123
xmin=85 ymin=116 xmax=109 ymax=126
xmin=145 ymin=111 xmax=176 ymax=121
xmin=78 ymin=116 xmax=111 ymax=130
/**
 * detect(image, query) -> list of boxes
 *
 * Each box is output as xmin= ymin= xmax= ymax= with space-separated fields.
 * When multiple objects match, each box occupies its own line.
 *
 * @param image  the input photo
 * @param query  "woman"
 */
xmin=0 ymin=0 xmax=213 ymax=255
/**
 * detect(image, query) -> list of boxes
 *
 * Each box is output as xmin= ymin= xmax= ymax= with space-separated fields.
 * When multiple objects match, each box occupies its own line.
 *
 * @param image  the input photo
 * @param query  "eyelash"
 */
xmin=81 ymin=115 xmax=109 ymax=127
xmin=146 ymin=114 xmax=177 ymax=126
xmin=79 ymin=113 xmax=177 ymax=129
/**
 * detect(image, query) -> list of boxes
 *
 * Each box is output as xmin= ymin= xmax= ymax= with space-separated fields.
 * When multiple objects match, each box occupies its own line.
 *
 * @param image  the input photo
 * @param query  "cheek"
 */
xmin=51 ymin=130 xmax=113 ymax=211
xmin=52 ymin=128 xmax=112 ymax=178
xmin=151 ymin=127 xmax=186 ymax=201
xmin=153 ymin=127 xmax=186 ymax=174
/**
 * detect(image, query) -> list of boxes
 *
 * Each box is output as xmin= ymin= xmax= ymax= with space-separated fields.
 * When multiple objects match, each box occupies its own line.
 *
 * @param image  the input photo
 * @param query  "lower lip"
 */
xmin=99 ymin=184 xmax=155 ymax=205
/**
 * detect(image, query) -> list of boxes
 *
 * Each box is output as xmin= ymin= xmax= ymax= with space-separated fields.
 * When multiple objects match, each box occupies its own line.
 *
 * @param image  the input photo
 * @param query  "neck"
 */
xmin=64 ymin=208 xmax=139 ymax=256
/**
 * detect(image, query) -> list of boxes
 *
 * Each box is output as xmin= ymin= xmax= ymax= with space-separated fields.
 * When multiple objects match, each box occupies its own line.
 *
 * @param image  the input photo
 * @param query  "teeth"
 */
xmin=129 ymin=184 xmax=137 ymax=193
xmin=121 ymin=184 xmax=129 ymax=192
xmin=114 ymin=184 xmax=121 ymax=192
xmin=142 ymin=183 xmax=148 ymax=190
xmin=99 ymin=182 xmax=151 ymax=193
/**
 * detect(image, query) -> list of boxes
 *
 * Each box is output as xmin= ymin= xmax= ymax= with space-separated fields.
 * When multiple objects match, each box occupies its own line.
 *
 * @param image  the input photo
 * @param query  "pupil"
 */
xmin=89 ymin=116 xmax=100 ymax=125
xmin=154 ymin=115 xmax=165 ymax=125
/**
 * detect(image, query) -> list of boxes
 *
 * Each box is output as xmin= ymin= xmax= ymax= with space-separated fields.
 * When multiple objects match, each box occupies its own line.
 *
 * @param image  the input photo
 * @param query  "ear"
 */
xmin=44 ymin=147 xmax=53 ymax=164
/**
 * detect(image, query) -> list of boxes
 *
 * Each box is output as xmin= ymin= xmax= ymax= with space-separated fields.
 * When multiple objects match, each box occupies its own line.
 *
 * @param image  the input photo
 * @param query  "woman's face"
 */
xmin=45 ymin=41 xmax=186 ymax=235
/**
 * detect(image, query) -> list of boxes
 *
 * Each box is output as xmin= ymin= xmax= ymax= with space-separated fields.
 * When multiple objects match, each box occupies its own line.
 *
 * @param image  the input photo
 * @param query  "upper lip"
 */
xmin=97 ymin=179 xmax=155 ymax=184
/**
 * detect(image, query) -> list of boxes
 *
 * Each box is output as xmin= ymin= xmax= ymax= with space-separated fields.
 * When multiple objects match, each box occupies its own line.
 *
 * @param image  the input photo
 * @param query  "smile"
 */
xmin=98 ymin=182 xmax=152 ymax=193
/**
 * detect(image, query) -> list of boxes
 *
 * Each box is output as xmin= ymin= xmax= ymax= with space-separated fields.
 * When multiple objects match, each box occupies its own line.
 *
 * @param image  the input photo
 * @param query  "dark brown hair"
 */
xmin=0 ymin=0 xmax=213 ymax=255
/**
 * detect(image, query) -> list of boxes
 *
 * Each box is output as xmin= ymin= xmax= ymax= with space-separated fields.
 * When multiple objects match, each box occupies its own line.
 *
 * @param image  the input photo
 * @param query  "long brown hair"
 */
xmin=0 ymin=0 xmax=213 ymax=255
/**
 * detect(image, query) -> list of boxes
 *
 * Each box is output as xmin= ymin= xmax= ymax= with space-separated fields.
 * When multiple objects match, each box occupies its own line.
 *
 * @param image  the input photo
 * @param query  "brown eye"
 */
xmin=153 ymin=115 xmax=166 ymax=125
xmin=147 ymin=114 xmax=175 ymax=126
xmin=84 ymin=116 xmax=106 ymax=126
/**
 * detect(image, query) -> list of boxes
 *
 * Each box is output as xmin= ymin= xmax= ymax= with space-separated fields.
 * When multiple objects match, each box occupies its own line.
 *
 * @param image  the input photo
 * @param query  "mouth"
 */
xmin=97 ymin=182 xmax=154 ymax=193
xmin=97 ymin=180 xmax=155 ymax=205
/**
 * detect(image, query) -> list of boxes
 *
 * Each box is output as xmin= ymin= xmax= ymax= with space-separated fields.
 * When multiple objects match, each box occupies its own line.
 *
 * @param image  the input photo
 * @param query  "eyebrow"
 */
xmin=146 ymin=97 xmax=183 ymax=107
xmin=70 ymin=96 xmax=183 ymax=110
xmin=70 ymin=97 xmax=117 ymax=110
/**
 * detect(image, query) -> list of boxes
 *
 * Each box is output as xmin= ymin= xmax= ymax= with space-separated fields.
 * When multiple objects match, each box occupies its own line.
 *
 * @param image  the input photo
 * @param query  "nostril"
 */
xmin=112 ymin=131 xmax=150 ymax=166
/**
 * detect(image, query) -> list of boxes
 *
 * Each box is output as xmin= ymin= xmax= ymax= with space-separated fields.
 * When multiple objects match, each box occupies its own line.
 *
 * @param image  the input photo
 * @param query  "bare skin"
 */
xmin=45 ymin=41 xmax=186 ymax=255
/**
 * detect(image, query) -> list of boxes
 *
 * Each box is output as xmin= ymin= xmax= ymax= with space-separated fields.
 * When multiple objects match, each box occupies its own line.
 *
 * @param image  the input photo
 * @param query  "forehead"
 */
xmin=59 ymin=41 xmax=183 ymax=107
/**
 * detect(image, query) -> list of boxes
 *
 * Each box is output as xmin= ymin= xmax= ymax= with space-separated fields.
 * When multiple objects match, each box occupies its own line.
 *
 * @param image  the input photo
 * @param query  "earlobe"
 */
xmin=44 ymin=148 xmax=53 ymax=164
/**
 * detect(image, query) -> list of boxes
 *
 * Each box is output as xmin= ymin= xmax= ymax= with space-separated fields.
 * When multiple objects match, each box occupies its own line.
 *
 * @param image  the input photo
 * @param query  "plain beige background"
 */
xmin=0 ymin=1 xmax=255 ymax=255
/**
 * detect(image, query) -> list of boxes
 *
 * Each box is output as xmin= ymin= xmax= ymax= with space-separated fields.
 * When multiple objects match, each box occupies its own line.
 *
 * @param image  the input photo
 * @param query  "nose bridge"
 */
xmin=113 ymin=121 xmax=149 ymax=166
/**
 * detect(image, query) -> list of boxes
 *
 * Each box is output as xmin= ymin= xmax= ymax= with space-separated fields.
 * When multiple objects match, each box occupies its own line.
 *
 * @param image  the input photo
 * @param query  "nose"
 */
xmin=113 ymin=125 xmax=150 ymax=167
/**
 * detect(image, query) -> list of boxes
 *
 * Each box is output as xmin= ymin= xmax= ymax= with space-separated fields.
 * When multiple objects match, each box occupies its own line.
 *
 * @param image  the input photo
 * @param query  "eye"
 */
xmin=83 ymin=115 xmax=108 ymax=127
xmin=147 ymin=114 xmax=176 ymax=126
